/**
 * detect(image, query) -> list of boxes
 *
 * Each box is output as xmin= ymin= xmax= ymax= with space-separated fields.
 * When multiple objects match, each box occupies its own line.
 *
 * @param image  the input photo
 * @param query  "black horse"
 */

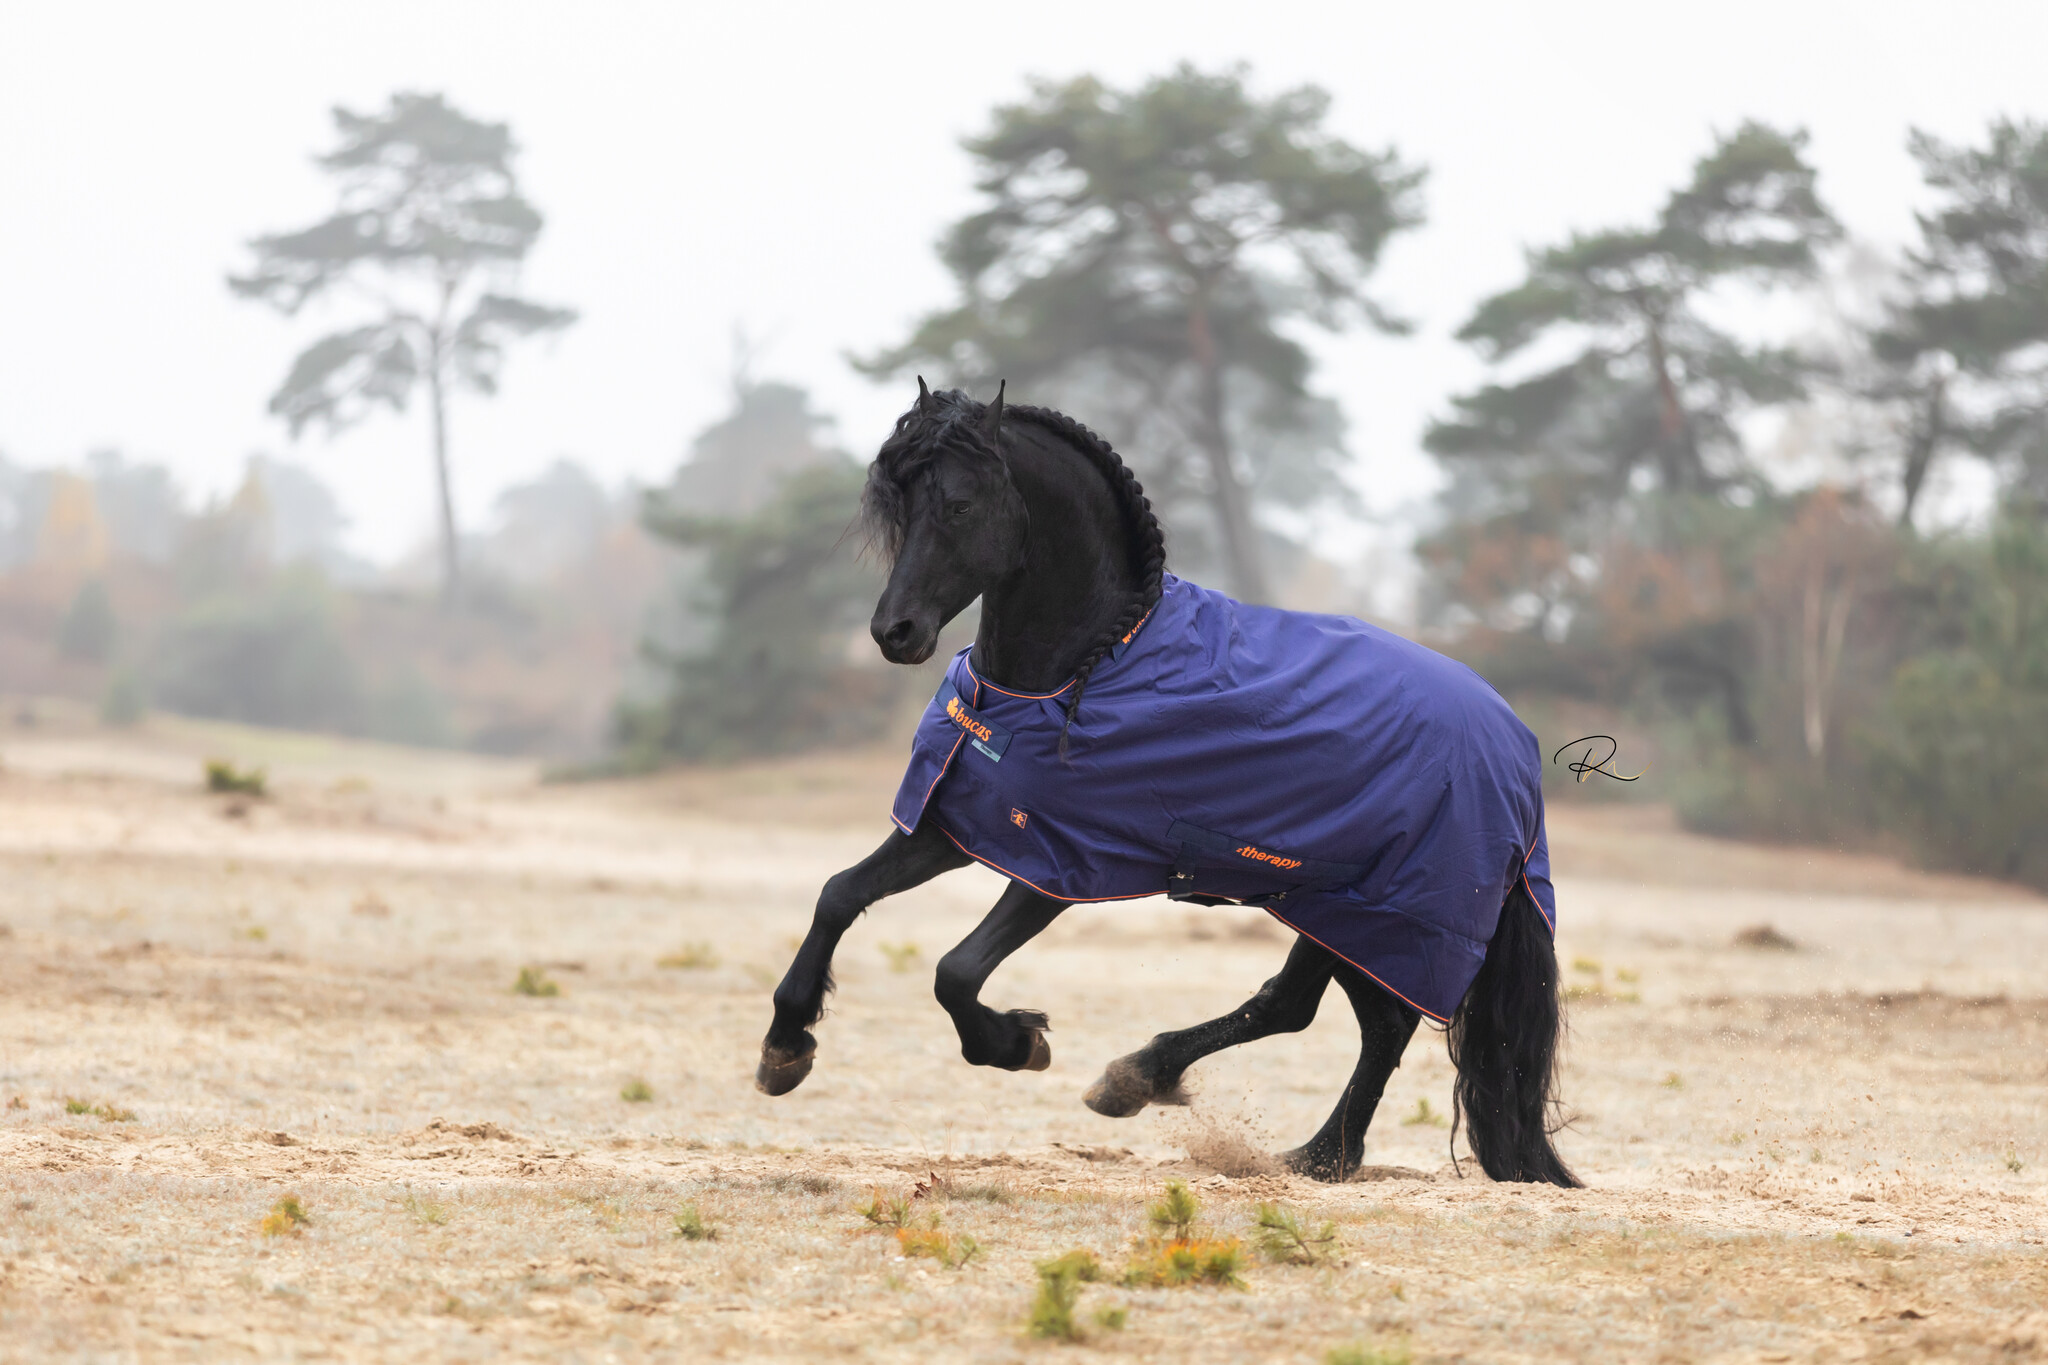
xmin=758 ymin=384 xmax=1577 ymax=1187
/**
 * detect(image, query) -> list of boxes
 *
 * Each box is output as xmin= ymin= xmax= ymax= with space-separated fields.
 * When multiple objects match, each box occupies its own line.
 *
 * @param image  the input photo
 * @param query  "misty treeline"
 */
xmin=7 ymin=71 xmax=2047 ymax=887
xmin=0 ymin=448 xmax=662 ymax=754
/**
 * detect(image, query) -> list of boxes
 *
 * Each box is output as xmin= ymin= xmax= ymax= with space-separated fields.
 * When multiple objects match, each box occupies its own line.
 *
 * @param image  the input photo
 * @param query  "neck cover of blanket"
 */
xmin=891 ymin=574 xmax=1555 ymax=1022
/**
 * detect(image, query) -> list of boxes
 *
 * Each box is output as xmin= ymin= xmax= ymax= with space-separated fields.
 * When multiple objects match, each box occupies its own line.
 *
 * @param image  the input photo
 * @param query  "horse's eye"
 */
xmin=945 ymin=500 xmax=972 ymax=518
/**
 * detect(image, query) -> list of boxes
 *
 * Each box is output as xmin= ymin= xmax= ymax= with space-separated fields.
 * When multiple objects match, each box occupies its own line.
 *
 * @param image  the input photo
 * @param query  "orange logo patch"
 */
xmin=1235 ymin=843 xmax=1303 ymax=871
xmin=1010 ymin=808 xmax=1029 ymax=829
xmin=945 ymin=695 xmax=993 ymax=744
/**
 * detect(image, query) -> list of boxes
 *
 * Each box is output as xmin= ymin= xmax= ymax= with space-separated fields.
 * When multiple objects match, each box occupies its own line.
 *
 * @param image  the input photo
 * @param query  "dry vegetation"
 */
xmin=1 ymin=706 xmax=2046 ymax=1361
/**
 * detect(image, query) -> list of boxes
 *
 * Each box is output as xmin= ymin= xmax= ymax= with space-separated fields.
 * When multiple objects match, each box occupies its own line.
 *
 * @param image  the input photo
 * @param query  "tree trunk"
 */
xmin=428 ymin=330 xmax=460 ymax=610
xmin=1898 ymin=373 xmax=1947 ymax=531
xmin=1187 ymin=293 xmax=1269 ymax=603
xmin=1645 ymin=319 xmax=1702 ymax=491
xmin=1800 ymin=562 xmax=1855 ymax=765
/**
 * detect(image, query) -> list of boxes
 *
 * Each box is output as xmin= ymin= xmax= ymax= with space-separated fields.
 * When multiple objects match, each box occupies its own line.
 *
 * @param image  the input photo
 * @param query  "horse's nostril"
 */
xmin=881 ymin=619 xmax=918 ymax=650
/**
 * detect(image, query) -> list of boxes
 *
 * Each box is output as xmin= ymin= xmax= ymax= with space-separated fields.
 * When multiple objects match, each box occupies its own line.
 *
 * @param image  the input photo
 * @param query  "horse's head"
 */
xmin=861 ymin=380 xmax=1028 ymax=665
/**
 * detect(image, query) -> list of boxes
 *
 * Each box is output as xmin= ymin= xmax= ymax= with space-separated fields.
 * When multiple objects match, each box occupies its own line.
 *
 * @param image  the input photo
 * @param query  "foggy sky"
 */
xmin=3 ymin=1 xmax=2044 ymax=564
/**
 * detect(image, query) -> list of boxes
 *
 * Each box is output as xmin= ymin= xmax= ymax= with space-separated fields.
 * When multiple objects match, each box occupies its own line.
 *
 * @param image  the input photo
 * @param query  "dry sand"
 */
xmin=1 ymin=710 xmax=2044 ymax=1362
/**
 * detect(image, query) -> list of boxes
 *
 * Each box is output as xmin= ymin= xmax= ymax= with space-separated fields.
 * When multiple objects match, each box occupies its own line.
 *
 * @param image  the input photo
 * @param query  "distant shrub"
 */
xmin=58 ymin=579 xmax=117 ymax=663
xmin=152 ymin=576 xmax=363 ymax=732
xmin=204 ymin=759 xmax=267 ymax=796
xmin=620 ymin=1078 xmax=654 ymax=1103
xmin=673 ymin=1205 xmax=715 ymax=1241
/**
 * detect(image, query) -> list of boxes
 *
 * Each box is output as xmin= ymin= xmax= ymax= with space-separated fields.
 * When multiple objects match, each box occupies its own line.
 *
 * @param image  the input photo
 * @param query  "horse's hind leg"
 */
xmin=1084 ymin=935 xmax=1339 ymax=1118
xmin=1280 ymin=967 xmax=1421 ymax=1182
xmin=934 ymin=882 xmax=1066 ymax=1070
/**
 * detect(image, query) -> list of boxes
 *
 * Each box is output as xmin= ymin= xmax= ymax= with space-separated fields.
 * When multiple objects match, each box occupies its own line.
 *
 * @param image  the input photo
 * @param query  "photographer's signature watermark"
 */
xmin=1552 ymin=735 xmax=1647 ymax=784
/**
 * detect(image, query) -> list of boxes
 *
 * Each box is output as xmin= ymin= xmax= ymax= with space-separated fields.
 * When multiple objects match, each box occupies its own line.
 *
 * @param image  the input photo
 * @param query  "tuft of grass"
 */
xmin=878 ymin=941 xmax=921 ymax=974
xmin=260 ymin=1194 xmax=311 ymax=1237
xmin=1401 ymin=1097 xmax=1448 ymax=1128
xmin=401 ymin=1192 xmax=448 ymax=1225
xmin=1093 ymin=1306 xmax=1128 ymax=1331
xmin=951 ymin=1180 xmax=1015 ymax=1204
xmin=1146 ymin=1179 xmax=1200 ymax=1241
xmin=1326 ymin=1343 xmax=1412 ymax=1365
xmin=1613 ymin=966 xmax=1641 ymax=983
xmin=235 ymin=925 xmax=269 ymax=942
xmin=2005 ymin=1146 xmax=2024 ymax=1174
xmin=857 ymin=1189 xmax=913 ymax=1229
xmin=620 ymin=1078 xmax=654 ymax=1103
xmin=1570 ymin=956 xmax=1602 ymax=975
xmin=762 ymin=1172 xmax=841 ymax=1197
xmin=1661 ymin=1071 xmax=1684 ymax=1089
xmin=673 ymin=1204 xmax=716 ymax=1241
xmin=895 ymin=1225 xmax=980 ymax=1267
xmin=1254 ymin=1203 xmax=1340 ymax=1265
xmin=1120 ymin=1238 xmax=1247 ymax=1289
xmin=63 ymin=1098 xmax=136 ymax=1122
xmin=1037 ymin=1249 xmax=1104 ymax=1284
xmin=512 ymin=967 xmax=560 ymax=997
xmin=205 ymin=759 xmax=267 ymax=796
xmin=657 ymin=942 xmax=719 ymax=970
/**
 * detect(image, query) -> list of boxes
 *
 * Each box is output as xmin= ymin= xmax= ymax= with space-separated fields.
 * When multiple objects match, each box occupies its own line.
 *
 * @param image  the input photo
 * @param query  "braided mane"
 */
xmin=862 ymin=391 xmax=1167 ymax=749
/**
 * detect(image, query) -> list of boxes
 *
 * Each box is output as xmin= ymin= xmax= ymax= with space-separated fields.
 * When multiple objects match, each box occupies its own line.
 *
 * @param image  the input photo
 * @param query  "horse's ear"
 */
xmin=983 ymin=380 xmax=1006 ymax=446
xmin=916 ymin=376 xmax=931 ymax=413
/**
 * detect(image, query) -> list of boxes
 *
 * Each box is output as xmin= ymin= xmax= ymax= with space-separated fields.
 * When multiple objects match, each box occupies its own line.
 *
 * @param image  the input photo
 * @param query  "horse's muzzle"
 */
xmin=873 ymin=616 xmax=937 ymax=665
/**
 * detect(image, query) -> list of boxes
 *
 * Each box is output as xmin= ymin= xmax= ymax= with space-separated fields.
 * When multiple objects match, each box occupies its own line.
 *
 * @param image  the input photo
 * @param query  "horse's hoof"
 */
xmin=1022 ymin=1030 xmax=1052 ymax=1071
xmin=1082 ymin=1056 xmax=1152 ymax=1118
xmin=755 ymin=1039 xmax=816 ymax=1096
xmin=1279 ymin=1144 xmax=1352 ymax=1183
xmin=1006 ymin=1009 xmax=1051 ymax=1072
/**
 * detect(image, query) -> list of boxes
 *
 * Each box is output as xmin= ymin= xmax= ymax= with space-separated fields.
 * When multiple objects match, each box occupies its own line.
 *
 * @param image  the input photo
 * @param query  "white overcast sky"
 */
xmin=3 ymin=1 xmax=2045 ymax=562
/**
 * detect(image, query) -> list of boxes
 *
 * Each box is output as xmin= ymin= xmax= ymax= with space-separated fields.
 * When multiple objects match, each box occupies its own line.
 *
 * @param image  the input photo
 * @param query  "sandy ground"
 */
xmin=1 ymin=708 xmax=2045 ymax=1362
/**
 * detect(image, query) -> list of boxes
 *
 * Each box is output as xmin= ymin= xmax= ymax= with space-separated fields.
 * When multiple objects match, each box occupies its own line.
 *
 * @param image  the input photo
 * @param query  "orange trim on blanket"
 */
xmin=1517 ymin=817 xmax=1556 ymax=935
xmin=892 ymin=729 xmax=969 ymax=835
xmin=959 ymin=605 xmax=1157 ymax=701
xmin=961 ymin=658 xmax=1075 ymax=701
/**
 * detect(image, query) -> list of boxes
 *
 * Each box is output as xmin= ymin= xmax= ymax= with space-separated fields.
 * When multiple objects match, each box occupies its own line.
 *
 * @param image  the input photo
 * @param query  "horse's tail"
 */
xmin=1448 ymin=877 xmax=1580 ymax=1187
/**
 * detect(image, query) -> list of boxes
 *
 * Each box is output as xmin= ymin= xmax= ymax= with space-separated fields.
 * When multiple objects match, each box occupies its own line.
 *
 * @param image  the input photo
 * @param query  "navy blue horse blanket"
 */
xmin=890 ymin=574 xmax=1555 ymax=1022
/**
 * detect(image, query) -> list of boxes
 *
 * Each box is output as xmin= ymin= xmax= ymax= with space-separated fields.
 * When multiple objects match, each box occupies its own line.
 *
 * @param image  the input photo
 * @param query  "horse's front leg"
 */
xmin=934 ymin=881 xmax=1066 ymax=1070
xmin=757 ymin=822 xmax=967 ymax=1095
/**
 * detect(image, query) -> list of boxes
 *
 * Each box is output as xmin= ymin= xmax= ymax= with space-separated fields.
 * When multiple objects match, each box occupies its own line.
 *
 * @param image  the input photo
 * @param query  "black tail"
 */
xmin=1448 ymin=879 xmax=1579 ymax=1187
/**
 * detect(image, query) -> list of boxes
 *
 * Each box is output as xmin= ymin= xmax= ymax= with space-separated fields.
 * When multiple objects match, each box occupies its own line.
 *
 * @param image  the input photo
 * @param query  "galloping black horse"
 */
xmin=758 ymin=384 xmax=1577 ymax=1187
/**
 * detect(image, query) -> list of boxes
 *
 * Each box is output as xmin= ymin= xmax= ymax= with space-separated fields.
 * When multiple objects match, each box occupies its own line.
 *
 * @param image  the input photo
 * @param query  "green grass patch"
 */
xmin=512 ymin=967 xmax=560 ymax=997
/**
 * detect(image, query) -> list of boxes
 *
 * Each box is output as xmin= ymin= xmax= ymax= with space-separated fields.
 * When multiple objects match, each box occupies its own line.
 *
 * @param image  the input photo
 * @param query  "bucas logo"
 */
xmin=1235 ymin=844 xmax=1303 ymax=871
xmin=945 ymin=697 xmax=994 ymax=745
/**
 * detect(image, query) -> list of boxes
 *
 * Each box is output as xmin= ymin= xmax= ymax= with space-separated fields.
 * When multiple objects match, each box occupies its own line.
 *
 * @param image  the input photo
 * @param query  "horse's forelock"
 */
xmin=861 ymin=388 xmax=1004 ymax=564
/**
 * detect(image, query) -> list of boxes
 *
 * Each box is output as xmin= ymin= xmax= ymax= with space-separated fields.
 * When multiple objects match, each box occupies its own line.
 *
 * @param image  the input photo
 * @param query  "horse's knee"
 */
xmin=813 ymin=875 xmax=865 ymax=930
xmin=932 ymin=948 xmax=979 ymax=1015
